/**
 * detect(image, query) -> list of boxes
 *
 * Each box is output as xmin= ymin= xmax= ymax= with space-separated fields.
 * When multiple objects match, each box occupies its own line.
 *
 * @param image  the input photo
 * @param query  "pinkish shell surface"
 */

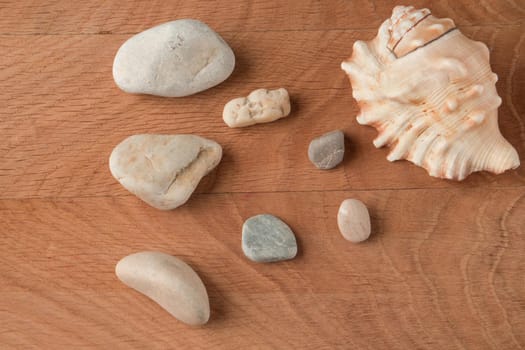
xmin=341 ymin=5 xmax=520 ymax=180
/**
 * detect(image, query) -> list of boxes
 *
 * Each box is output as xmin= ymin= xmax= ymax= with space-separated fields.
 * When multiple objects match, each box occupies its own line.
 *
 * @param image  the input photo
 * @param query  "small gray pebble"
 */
xmin=242 ymin=214 xmax=297 ymax=263
xmin=308 ymin=130 xmax=345 ymax=169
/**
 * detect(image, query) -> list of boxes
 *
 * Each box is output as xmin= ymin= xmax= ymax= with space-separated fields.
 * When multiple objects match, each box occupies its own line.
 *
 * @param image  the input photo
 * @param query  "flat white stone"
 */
xmin=337 ymin=199 xmax=371 ymax=243
xmin=113 ymin=19 xmax=235 ymax=97
xmin=223 ymin=88 xmax=291 ymax=127
xmin=109 ymin=134 xmax=222 ymax=210
xmin=116 ymin=251 xmax=210 ymax=325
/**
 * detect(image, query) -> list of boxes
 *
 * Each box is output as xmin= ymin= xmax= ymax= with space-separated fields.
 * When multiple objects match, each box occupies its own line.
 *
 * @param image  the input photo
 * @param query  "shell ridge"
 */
xmin=341 ymin=6 xmax=520 ymax=180
xmin=396 ymin=27 xmax=458 ymax=58
xmin=390 ymin=12 xmax=432 ymax=55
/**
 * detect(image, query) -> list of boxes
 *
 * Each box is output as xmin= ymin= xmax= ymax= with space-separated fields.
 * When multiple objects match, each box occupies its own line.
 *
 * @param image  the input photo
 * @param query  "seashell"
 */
xmin=341 ymin=5 xmax=520 ymax=180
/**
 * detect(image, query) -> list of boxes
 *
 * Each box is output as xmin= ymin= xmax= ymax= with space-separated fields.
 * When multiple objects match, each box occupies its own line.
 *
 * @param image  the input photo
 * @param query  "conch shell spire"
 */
xmin=341 ymin=5 xmax=520 ymax=180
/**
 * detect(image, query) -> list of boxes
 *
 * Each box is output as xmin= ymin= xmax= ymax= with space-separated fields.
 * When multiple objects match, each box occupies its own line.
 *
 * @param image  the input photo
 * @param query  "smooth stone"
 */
xmin=109 ymin=134 xmax=222 ymax=210
xmin=308 ymin=130 xmax=345 ymax=169
xmin=116 ymin=251 xmax=210 ymax=325
xmin=223 ymin=88 xmax=291 ymax=127
xmin=113 ymin=19 xmax=235 ymax=97
xmin=242 ymin=214 xmax=297 ymax=263
xmin=337 ymin=199 xmax=371 ymax=243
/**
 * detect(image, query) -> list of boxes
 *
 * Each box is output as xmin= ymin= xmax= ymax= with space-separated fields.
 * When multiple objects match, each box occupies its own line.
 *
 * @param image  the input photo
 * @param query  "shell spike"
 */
xmin=341 ymin=6 xmax=520 ymax=180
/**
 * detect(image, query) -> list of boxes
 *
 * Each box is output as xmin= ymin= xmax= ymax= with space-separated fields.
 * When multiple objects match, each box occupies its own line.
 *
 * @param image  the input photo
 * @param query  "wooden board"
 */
xmin=1 ymin=1 xmax=524 ymax=349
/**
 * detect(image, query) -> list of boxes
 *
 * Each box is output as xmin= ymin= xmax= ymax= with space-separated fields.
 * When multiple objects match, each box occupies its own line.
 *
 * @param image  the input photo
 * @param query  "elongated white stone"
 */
xmin=116 ymin=251 xmax=210 ymax=325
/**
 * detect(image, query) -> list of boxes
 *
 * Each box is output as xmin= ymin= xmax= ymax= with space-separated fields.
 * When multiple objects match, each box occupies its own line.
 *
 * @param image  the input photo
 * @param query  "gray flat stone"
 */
xmin=308 ymin=130 xmax=345 ymax=169
xmin=242 ymin=214 xmax=297 ymax=263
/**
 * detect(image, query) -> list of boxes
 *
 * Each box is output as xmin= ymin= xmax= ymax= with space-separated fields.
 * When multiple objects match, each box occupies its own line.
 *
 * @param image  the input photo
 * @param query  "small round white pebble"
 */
xmin=337 ymin=199 xmax=371 ymax=243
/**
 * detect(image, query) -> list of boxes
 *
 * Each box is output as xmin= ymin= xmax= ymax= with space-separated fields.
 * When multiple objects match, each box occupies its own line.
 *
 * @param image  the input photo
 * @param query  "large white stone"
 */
xmin=113 ymin=19 xmax=235 ymax=97
xmin=116 ymin=251 xmax=210 ymax=325
xmin=109 ymin=134 xmax=222 ymax=210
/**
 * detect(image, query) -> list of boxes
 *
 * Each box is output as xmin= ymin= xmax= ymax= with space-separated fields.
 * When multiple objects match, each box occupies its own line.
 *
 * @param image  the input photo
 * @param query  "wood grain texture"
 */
xmin=1 ymin=1 xmax=524 ymax=349
xmin=1 ymin=190 xmax=524 ymax=349
xmin=1 ymin=26 xmax=524 ymax=199
xmin=0 ymin=0 xmax=524 ymax=34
